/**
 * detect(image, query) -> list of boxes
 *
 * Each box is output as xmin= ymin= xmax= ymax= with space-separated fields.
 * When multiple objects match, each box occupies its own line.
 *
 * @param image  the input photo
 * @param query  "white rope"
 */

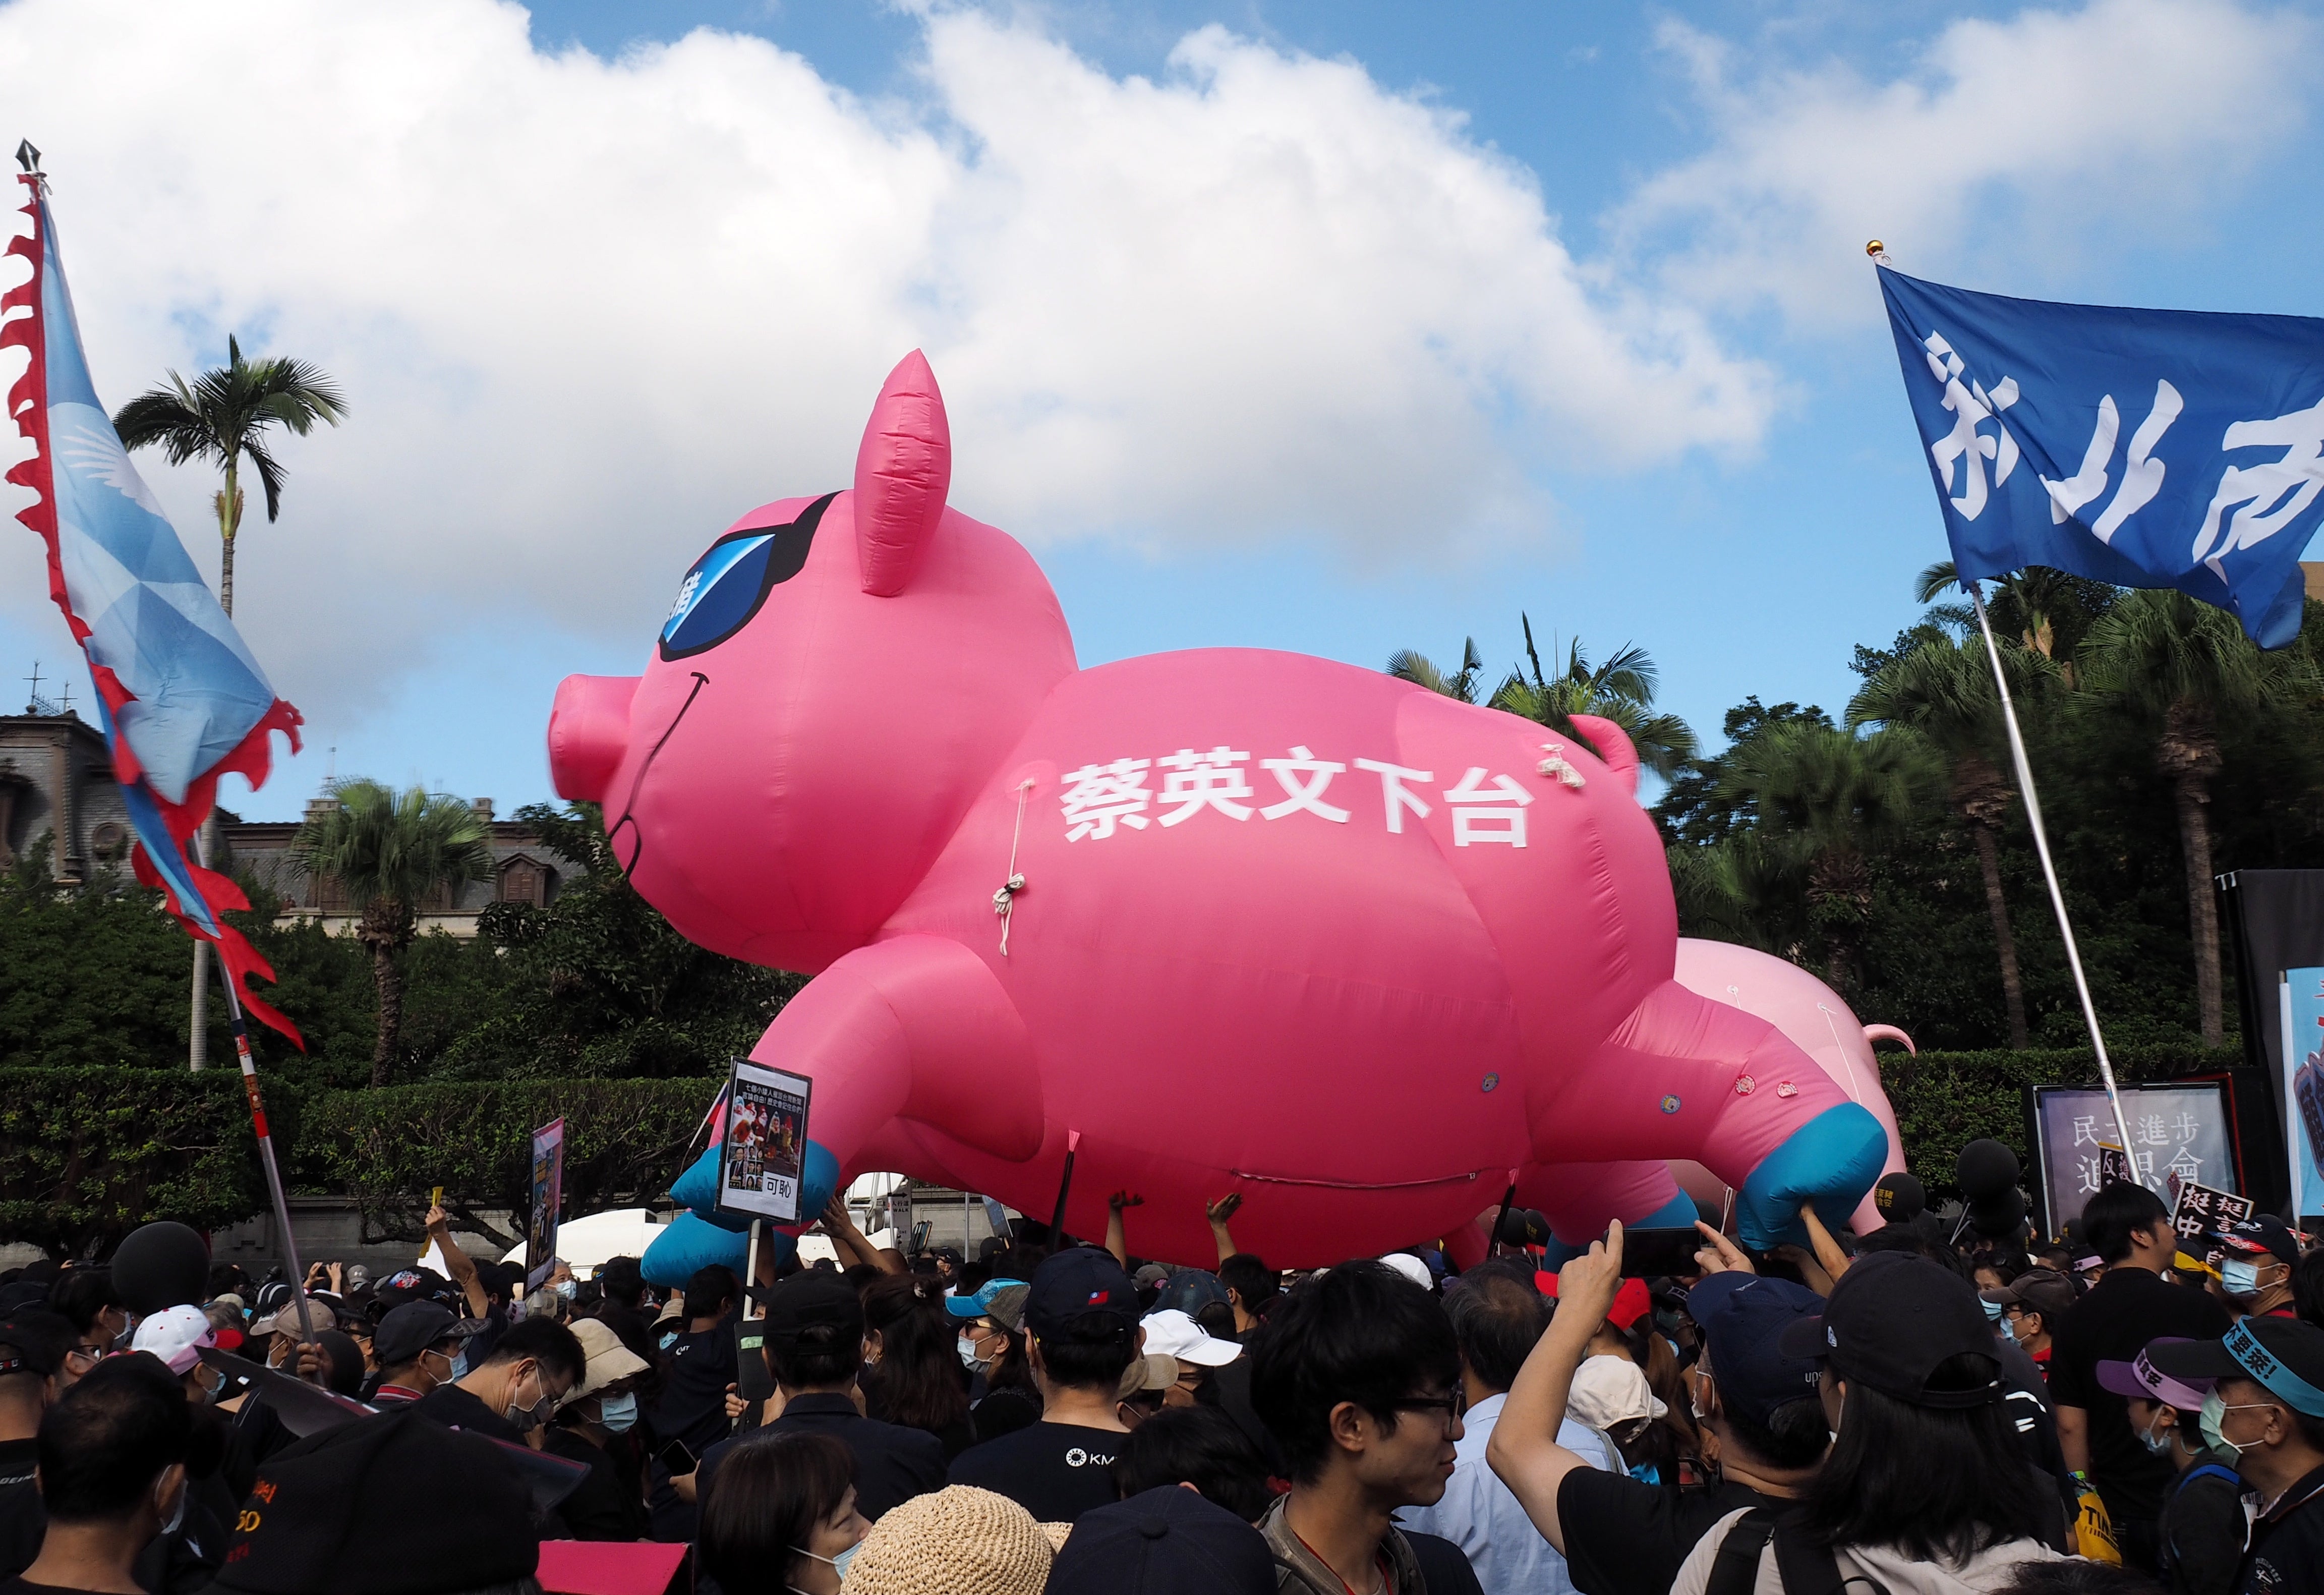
xmin=994 ymin=780 xmax=1032 ymax=956
xmin=1968 ymin=584 xmax=2141 ymax=1176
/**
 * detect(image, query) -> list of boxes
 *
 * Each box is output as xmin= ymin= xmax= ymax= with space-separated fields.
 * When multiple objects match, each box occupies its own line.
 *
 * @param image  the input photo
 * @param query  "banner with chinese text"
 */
xmin=2028 ymin=1082 xmax=2235 ymax=1238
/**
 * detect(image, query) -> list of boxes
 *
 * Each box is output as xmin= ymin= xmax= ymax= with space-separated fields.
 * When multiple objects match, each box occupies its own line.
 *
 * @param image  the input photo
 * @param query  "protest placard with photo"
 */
xmin=526 ymin=1118 xmax=565 ymax=1292
xmin=716 ymin=1058 xmax=814 ymax=1224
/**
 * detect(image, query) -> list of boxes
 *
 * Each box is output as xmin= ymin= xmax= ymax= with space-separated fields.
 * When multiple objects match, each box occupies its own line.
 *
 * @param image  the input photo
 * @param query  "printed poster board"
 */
xmin=526 ymin=1117 xmax=565 ymax=1293
xmin=2169 ymin=1179 xmax=2255 ymax=1277
xmin=717 ymin=1057 xmax=814 ymax=1225
xmin=2280 ymin=968 xmax=2324 ymax=1220
xmin=2027 ymin=1082 xmax=2236 ymax=1240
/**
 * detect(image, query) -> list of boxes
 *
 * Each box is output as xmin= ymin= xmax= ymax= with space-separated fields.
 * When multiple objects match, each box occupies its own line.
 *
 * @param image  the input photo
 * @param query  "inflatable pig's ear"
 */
xmin=854 ymin=350 xmax=952 ymax=596
xmin=1568 ymin=714 xmax=1640 ymax=795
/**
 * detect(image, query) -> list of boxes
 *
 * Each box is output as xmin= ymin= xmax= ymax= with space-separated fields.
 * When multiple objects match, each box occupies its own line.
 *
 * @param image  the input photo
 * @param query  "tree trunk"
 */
xmin=216 ymin=458 xmax=242 ymax=616
xmin=2158 ymin=698 xmax=2226 ymax=1047
xmin=2173 ymin=774 xmax=2225 ymax=1047
xmin=369 ymin=937 xmax=403 ymax=1089
xmin=1968 ymin=820 xmax=2030 ymax=1048
xmin=187 ymin=810 xmax=219 ymax=1071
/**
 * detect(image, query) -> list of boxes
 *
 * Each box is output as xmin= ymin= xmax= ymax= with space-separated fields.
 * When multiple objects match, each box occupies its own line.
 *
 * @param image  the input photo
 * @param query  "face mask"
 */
xmin=958 ymin=1337 xmax=990 ymax=1373
xmin=598 ymin=1392 xmax=639 ymax=1433
xmin=506 ymin=1369 xmax=556 ymax=1433
xmin=448 ymin=1349 xmax=471 ymax=1381
xmin=553 ymin=1280 xmax=577 ymax=1300
xmin=2137 ymin=1411 xmax=2173 ymax=1456
xmin=2198 ymin=1391 xmax=2269 ymax=1457
xmin=1982 ymin=1298 xmax=2006 ymax=1323
xmin=2220 ymin=1259 xmax=2269 ymax=1300
xmin=788 ymin=1543 xmax=861 ymax=1591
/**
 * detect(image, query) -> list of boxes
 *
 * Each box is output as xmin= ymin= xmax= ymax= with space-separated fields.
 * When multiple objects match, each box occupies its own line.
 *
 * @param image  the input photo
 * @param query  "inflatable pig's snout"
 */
xmin=549 ymin=674 xmax=641 ymax=804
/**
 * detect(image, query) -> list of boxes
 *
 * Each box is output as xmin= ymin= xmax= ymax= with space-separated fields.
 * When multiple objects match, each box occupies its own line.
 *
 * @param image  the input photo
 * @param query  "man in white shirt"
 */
xmin=1403 ymin=1261 xmax=1615 ymax=1595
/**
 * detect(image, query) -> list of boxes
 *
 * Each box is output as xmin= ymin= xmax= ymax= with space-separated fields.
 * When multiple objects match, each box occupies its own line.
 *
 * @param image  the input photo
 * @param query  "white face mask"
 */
xmin=958 ymin=1335 xmax=991 ymax=1373
xmin=155 ymin=1475 xmax=186 ymax=1537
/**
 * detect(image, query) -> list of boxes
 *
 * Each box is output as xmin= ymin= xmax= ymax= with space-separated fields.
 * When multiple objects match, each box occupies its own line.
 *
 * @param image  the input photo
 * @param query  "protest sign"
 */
xmin=2027 ymin=1081 xmax=2235 ymax=1238
xmin=2280 ymin=967 xmax=2324 ymax=1220
xmin=716 ymin=1058 xmax=814 ymax=1225
xmin=2169 ymin=1178 xmax=2254 ymax=1276
xmin=526 ymin=1118 xmax=565 ymax=1293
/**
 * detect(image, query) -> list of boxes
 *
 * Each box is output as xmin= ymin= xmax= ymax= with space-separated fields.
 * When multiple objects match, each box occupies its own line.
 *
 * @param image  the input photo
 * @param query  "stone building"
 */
xmin=1 ymin=702 xmax=563 ymax=936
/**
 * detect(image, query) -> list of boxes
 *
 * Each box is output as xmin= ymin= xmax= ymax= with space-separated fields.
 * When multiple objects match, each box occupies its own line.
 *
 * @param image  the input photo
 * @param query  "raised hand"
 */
xmin=1693 ymin=1220 xmax=1756 ymax=1277
xmin=1206 ymin=1193 xmax=1242 ymax=1226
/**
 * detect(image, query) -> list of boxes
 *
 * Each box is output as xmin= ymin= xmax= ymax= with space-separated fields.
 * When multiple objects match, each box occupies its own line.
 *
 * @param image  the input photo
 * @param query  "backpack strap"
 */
xmin=1771 ymin=1517 xmax=1893 ymax=1595
xmin=2180 ymin=1464 xmax=2242 ymax=1492
xmin=1707 ymin=1508 xmax=1780 ymax=1595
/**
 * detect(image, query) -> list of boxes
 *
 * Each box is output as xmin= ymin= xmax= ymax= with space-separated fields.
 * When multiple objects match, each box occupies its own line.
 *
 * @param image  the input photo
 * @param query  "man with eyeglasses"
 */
xmin=1249 ymin=1260 xmax=1468 ymax=1595
xmin=412 ymin=1316 xmax=583 ymax=1446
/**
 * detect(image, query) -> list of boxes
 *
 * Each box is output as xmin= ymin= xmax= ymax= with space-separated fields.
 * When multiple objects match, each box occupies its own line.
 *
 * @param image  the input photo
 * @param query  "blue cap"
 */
xmin=944 ymin=1278 xmax=1029 ymax=1319
xmin=1687 ymin=1271 xmax=1826 ymax=1428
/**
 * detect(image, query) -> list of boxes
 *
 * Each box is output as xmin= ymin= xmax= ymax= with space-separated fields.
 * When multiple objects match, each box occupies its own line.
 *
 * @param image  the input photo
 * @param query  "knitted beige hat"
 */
xmin=839 ymin=1486 xmax=1053 ymax=1595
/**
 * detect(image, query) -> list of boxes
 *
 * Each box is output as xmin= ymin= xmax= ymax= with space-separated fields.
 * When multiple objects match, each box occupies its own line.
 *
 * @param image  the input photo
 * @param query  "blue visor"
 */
xmin=659 ymin=492 xmax=833 ymax=660
xmin=946 ymin=1279 xmax=1030 ymax=1318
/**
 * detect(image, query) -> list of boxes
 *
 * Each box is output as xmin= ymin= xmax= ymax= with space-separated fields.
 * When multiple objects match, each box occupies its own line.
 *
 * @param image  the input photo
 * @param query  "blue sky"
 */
xmin=2 ymin=0 xmax=2316 ymax=818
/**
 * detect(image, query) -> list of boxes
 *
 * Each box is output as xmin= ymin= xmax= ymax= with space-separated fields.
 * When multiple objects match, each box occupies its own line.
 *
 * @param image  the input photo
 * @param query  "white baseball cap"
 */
xmin=1138 ymin=1307 xmax=1241 ymax=1368
xmin=132 ymin=1304 xmax=216 ymax=1375
xmin=1377 ymin=1254 xmax=1434 ymax=1291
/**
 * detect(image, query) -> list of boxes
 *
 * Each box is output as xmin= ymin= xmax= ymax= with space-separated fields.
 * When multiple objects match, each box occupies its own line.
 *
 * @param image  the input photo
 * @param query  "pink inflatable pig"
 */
xmin=549 ymin=353 xmax=1887 ymax=1266
xmin=1668 ymin=939 xmax=1911 ymax=1235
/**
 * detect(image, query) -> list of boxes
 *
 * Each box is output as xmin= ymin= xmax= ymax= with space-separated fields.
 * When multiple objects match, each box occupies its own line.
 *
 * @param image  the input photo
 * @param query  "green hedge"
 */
xmin=0 ymin=1067 xmax=308 ymax=1258
xmin=296 ymin=1078 xmax=721 ymax=1249
xmin=0 ymin=1046 xmax=2252 ymax=1255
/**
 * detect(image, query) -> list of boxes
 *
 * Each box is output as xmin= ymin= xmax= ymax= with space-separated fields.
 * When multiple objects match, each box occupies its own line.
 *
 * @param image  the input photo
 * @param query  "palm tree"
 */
xmin=1914 ymin=560 xmax=2118 ymax=679
xmin=112 ymin=334 xmax=348 ymax=618
xmin=1720 ymin=722 xmax=1936 ymax=992
xmin=1488 ymin=617 xmax=1698 ymax=779
xmin=1850 ymin=632 xmax=2054 ymax=1048
xmin=2076 ymin=591 xmax=2323 ymax=1047
xmin=290 ymin=781 xmax=494 ymax=1087
xmin=1387 ymin=637 xmax=1487 ymax=703
xmin=115 ymin=337 xmax=345 ymax=1072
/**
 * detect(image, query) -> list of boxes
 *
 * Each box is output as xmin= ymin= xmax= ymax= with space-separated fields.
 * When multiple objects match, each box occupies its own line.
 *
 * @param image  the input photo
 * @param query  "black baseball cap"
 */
xmin=1979 ymin=1269 xmax=2076 ymax=1321
xmin=371 ymin=1302 xmax=484 ymax=1369
xmin=0 ymin=1309 xmax=71 ymax=1379
xmin=2213 ymin=1216 xmax=2301 ymax=1267
xmin=763 ymin=1271 xmax=863 ymax=1347
xmin=1778 ymin=1250 xmax=2003 ymax=1409
xmin=209 ymin=1409 xmax=538 ymax=1593
xmin=1686 ymin=1273 xmax=1825 ymax=1429
xmin=1027 ymin=1247 xmax=1141 ymax=1342
xmin=2148 ymin=1318 xmax=2324 ymax=1418
xmin=1045 ymin=1484 xmax=1276 ymax=1595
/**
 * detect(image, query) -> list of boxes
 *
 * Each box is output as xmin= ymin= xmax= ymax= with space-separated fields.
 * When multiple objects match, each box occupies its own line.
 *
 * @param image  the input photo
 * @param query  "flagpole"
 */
xmin=1966 ymin=584 xmax=2142 ymax=1175
xmin=191 ymin=829 xmax=322 ymax=1366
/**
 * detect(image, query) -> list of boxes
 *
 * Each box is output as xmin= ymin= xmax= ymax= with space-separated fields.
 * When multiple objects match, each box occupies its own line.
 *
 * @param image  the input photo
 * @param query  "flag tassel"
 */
xmin=1968 ymin=584 xmax=2141 ymax=1172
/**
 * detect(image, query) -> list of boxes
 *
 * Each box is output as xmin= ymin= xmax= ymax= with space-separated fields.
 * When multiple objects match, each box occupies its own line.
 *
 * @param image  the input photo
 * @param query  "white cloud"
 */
xmin=1615 ymin=0 xmax=2317 ymax=324
xmin=0 ymin=0 xmax=1770 ymax=733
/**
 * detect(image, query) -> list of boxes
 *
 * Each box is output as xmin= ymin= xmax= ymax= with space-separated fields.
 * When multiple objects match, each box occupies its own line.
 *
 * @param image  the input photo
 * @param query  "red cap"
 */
xmin=1540 ymin=1271 xmax=1654 ymax=1331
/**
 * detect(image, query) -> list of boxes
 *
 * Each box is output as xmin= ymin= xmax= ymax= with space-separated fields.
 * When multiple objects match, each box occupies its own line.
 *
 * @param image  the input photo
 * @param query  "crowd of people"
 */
xmin=0 ymin=1180 xmax=2318 ymax=1595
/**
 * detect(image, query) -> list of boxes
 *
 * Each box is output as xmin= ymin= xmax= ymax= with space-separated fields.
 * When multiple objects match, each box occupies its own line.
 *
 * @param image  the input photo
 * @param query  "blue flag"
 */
xmin=1881 ymin=266 xmax=2324 ymax=648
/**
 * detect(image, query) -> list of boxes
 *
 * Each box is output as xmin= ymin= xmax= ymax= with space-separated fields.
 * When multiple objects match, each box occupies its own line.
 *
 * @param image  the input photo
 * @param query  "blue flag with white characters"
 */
xmin=1881 ymin=266 xmax=2324 ymax=649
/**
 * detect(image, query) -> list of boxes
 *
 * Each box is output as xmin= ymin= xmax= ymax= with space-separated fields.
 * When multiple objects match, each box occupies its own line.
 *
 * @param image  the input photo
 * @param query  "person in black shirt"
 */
xmin=1490 ymin=1222 xmax=1830 ymax=1595
xmin=2099 ymin=1342 xmax=2246 ymax=1595
xmin=545 ymin=1317 xmax=655 ymax=1541
xmin=2151 ymin=1319 xmax=2324 ymax=1595
xmin=411 ymin=1315 xmax=583 ymax=1445
xmin=0 ymin=1312 xmax=68 ymax=1581
xmin=6 ymin=1356 xmax=188 ymax=1595
xmin=2048 ymin=1182 xmax=2231 ymax=1567
xmin=949 ymin=1247 xmax=1142 ymax=1523
xmin=698 ymin=1273 xmax=945 ymax=1523
xmin=655 ymin=1266 xmax=742 ymax=1465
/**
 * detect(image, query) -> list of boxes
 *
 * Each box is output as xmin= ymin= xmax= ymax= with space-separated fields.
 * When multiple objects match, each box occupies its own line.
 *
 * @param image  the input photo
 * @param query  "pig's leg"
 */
xmin=749 ymin=935 xmax=1045 ymax=1194
xmin=1522 ymin=1161 xmax=1700 ymax=1267
xmin=1535 ymin=979 xmax=1887 ymax=1250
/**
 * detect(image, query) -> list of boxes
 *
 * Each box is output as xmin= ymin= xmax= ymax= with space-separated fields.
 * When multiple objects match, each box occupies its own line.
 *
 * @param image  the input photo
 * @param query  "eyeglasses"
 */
xmin=1392 ymin=1395 xmax=1461 ymax=1426
xmin=66 ymin=1344 xmax=105 ymax=1370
